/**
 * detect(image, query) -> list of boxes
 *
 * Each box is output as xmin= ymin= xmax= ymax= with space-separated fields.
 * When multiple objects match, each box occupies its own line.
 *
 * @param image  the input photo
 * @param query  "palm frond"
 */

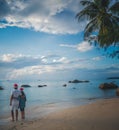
xmin=80 ymin=0 xmax=93 ymax=6
xmin=101 ymin=0 xmax=110 ymax=8
xmin=98 ymin=24 xmax=115 ymax=47
xmin=76 ymin=4 xmax=99 ymax=21
xmin=94 ymin=0 xmax=110 ymax=8
xmin=84 ymin=18 xmax=98 ymax=37
xmin=113 ymin=27 xmax=119 ymax=44
xmin=111 ymin=15 xmax=119 ymax=24
xmin=110 ymin=50 xmax=119 ymax=58
xmin=76 ymin=0 xmax=119 ymax=50
xmin=109 ymin=2 xmax=119 ymax=14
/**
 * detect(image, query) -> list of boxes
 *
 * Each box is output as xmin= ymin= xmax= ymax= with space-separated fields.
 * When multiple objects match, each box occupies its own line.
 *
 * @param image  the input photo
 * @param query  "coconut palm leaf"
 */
xmin=92 ymin=0 xmax=110 ymax=9
xmin=109 ymin=2 xmax=119 ymax=14
xmin=80 ymin=0 xmax=93 ymax=6
xmin=76 ymin=1 xmax=99 ymax=20
xmin=84 ymin=18 xmax=98 ymax=37
xmin=76 ymin=0 xmax=119 ymax=48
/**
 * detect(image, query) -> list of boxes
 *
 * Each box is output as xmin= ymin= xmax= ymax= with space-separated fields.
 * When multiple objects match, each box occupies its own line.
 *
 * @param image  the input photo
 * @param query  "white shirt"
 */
xmin=11 ymin=89 xmax=21 ymax=105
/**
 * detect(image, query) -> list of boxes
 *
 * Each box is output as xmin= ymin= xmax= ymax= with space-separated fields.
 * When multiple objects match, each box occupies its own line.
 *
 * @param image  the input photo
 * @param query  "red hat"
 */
xmin=20 ymin=87 xmax=24 ymax=91
xmin=14 ymin=83 xmax=18 ymax=88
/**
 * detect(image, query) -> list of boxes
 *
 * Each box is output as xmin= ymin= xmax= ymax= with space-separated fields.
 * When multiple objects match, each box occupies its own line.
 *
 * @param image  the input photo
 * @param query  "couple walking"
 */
xmin=10 ymin=83 xmax=26 ymax=121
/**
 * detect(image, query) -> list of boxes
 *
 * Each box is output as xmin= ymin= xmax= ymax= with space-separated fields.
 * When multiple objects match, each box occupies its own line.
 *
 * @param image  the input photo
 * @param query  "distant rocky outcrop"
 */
xmin=63 ymin=84 xmax=67 ymax=87
xmin=116 ymin=88 xmax=119 ymax=96
xmin=69 ymin=79 xmax=89 ymax=83
xmin=38 ymin=85 xmax=47 ymax=87
xmin=0 ymin=86 xmax=4 ymax=90
xmin=99 ymin=82 xmax=118 ymax=89
xmin=21 ymin=84 xmax=31 ymax=88
xmin=107 ymin=77 xmax=119 ymax=79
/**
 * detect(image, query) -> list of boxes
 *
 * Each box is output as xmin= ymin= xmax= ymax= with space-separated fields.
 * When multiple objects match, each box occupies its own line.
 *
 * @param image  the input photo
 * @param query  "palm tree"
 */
xmin=76 ymin=0 xmax=119 ymax=48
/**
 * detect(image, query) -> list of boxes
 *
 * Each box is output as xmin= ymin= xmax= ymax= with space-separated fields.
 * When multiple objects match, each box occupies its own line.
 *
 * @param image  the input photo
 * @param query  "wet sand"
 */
xmin=0 ymin=98 xmax=119 ymax=130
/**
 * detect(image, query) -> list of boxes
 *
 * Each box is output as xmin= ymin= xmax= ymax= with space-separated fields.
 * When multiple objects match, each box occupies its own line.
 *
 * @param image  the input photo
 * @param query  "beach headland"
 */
xmin=0 ymin=98 xmax=119 ymax=130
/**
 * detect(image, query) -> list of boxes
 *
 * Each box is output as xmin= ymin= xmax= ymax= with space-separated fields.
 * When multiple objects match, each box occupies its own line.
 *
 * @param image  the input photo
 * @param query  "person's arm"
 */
xmin=10 ymin=94 xmax=13 ymax=106
xmin=25 ymin=95 xmax=27 ymax=102
xmin=23 ymin=91 xmax=27 ymax=101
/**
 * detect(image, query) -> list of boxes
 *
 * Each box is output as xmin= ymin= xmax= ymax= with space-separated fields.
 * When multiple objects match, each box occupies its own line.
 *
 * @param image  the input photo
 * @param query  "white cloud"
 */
xmin=1 ymin=55 xmax=118 ymax=80
xmin=0 ymin=53 xmax=92 ymax=79
xmin=60 ymin=44 xmax=76 ymax=48
xmin=6 ymin=62 xmax=83 ymax=79
xmin=7 ymin=66 xmax=44 ymax=79
xmin=92 ymin=56 xmax=102 ymax=61
xmin=41 ymin=58 xmax=48 ymax=63
xmin=60 ymin=41 xmax=93 ymax=52
xmin=1 ymin=54 xmax=24 ymax=62
xmin=0 ymin=54 xmax=42 ymax=69
xmin=53 ymin=57 xmax=68 ymax=63
xmin=0 ymin=0 xmax=86 ymax=34
xmin=1 ymin=53 xmax=115 ymax=80
xmin=77 ymin=41 xmax=93 ymax=52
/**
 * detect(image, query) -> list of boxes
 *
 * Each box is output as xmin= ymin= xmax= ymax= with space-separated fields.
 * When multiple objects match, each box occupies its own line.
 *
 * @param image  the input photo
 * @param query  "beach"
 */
xmin=0 ymin=98 xmax=119 ymax=130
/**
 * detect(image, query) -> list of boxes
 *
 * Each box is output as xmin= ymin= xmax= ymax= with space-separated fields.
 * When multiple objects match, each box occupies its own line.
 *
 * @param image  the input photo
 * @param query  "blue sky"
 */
xmin=0 ymin=0 xmax=119 ymax=80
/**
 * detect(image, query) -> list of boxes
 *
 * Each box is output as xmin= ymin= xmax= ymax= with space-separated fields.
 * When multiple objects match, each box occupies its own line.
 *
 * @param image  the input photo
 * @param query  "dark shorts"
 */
xmin=20 ymin=107 xmax=25 ymax=111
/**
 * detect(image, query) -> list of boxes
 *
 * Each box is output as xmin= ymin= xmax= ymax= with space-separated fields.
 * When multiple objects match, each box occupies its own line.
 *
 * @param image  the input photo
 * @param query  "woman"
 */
xmin=19 ymin=87 xmax=26 ymax=120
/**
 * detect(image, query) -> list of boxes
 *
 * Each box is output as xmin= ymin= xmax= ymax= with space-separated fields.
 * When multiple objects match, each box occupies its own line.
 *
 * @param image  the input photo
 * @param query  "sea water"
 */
xmin=0 ymin=78 xmax=119 ymax=121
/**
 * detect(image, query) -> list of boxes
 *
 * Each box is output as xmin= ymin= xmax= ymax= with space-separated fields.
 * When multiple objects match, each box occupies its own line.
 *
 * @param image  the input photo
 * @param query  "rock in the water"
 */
xmin=116 ymin=88 xmax=119 ymax=96
xmin=21 ymin=84 xmax=31 ymax=88
xmin=107 ymin=77 xmax=119 ymax=79
xmin=0 ymin=86 xmax=4 ymax=90
xmin=99 ymin=82 xmax=118 ymax=89
xmin=38 ymin=85 xmax=47 ymax=87
xmin=69 ymin=79 xmax=89 ymax=83
xmin=63 ymin=84 xmax=67 ymax=87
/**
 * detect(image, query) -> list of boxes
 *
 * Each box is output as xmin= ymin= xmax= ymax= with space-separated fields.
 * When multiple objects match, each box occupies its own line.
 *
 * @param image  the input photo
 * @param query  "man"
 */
xmin=10 ymin=83 xmax=21 ymax=121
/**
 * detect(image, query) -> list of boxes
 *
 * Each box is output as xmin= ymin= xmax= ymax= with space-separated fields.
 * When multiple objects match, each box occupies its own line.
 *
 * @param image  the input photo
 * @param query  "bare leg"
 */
xmin=11 ymin=110 xmax=14 ymax=121
xmin=21 ymin=111 xmax=23 ymax=119
xmin=23 ymin=110 xmax=25 ymax=119
xmin=21 ymin=111 xmax=25 ymax=119
xmin=16 ymin=110 xmax=18 ymax=121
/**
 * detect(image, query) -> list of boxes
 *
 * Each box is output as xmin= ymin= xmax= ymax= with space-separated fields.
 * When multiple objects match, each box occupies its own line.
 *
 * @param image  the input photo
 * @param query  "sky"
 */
xmin=0 ymin=0 xmax=119 ymax=81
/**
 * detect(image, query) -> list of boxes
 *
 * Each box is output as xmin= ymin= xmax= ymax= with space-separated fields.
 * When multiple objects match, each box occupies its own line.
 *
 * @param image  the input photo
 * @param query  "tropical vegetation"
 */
xmin=76 ymin=0 xmax=119 ymax=58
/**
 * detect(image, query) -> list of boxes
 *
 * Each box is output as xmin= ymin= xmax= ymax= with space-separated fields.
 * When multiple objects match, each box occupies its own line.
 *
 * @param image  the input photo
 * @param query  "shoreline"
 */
xmin=0 ymin=96 xmax=114 ymax=124
xmin=0 ymin=97 xmax=119 ymax=130
xmin=0 ymin=97 xmax=95 ymax=124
